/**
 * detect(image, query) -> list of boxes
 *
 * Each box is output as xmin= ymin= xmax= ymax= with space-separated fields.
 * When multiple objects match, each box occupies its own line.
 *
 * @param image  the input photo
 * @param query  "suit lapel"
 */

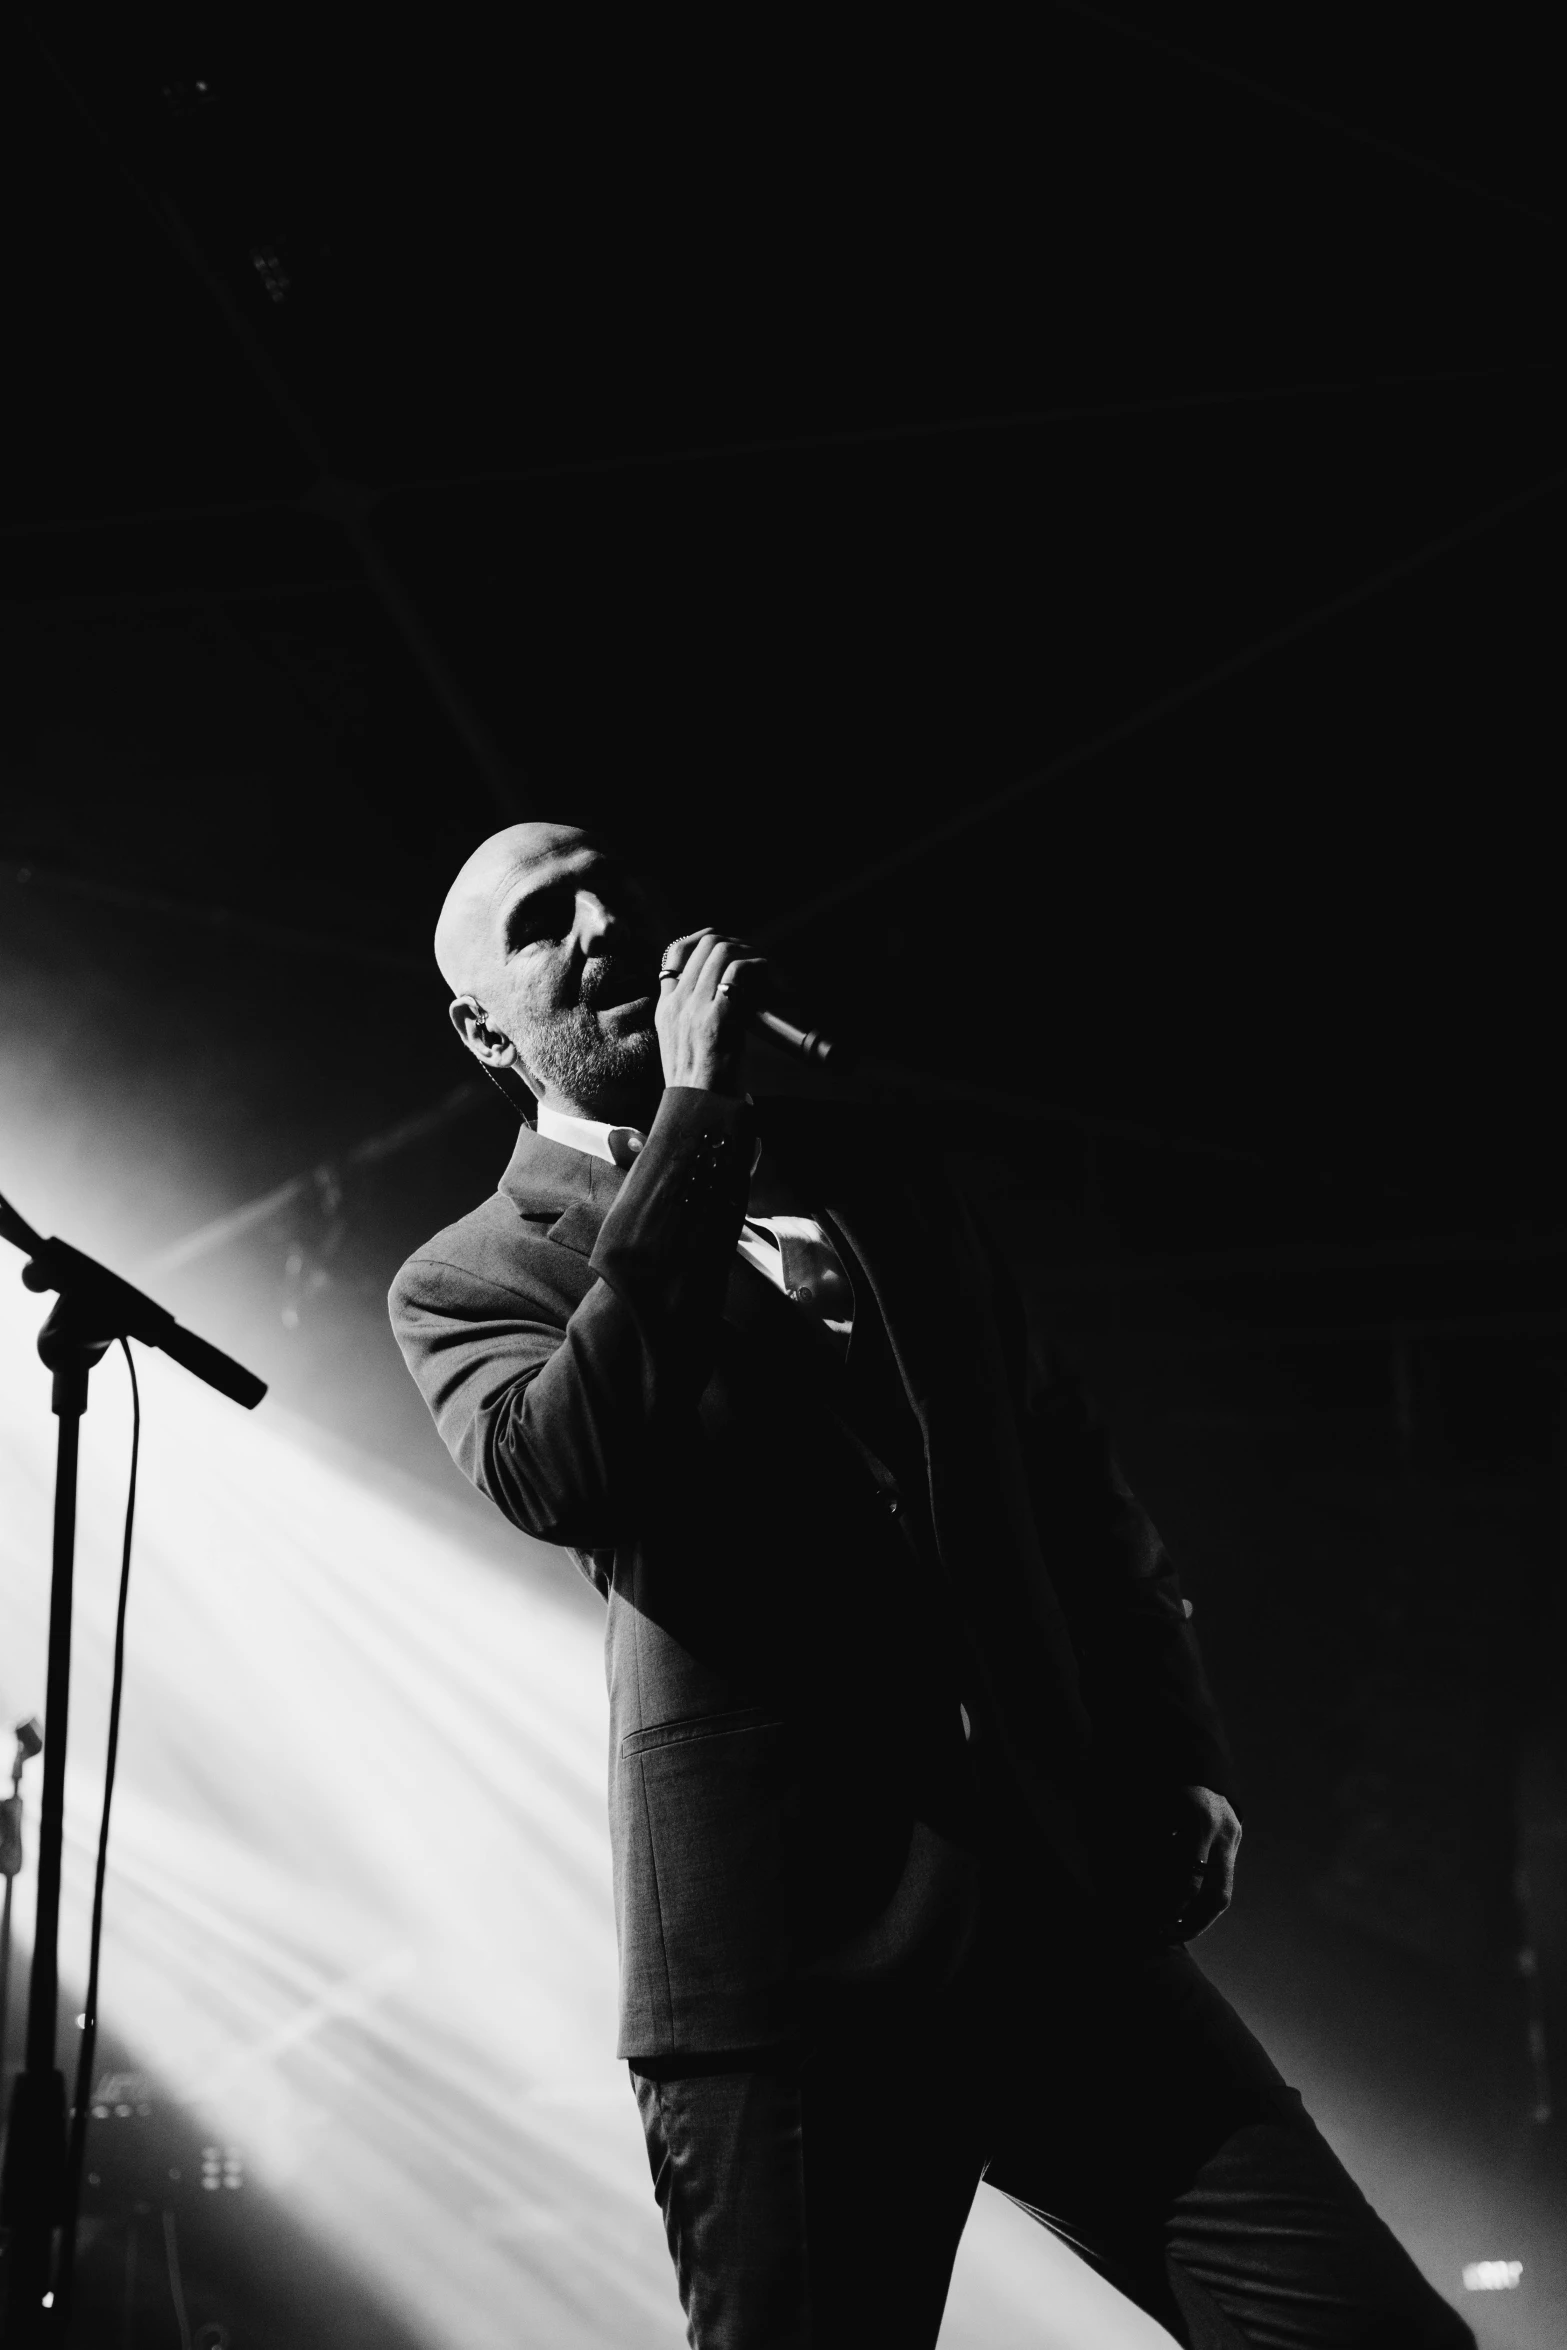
xmin=497 ymin=1122 xmax=625 ymax=1256
xmin=544 ymin=1196 xmax=614 ymax=1256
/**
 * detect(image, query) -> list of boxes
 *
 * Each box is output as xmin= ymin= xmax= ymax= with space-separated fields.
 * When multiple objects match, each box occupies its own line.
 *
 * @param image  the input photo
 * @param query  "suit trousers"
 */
xmin=629 ymin=1899 xmax=1475 ymax=2350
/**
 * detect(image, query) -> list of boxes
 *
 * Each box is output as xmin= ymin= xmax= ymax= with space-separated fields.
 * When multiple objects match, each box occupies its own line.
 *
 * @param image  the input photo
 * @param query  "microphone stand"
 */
xmin=0 ymin=1190 xmax=265 ymax=2346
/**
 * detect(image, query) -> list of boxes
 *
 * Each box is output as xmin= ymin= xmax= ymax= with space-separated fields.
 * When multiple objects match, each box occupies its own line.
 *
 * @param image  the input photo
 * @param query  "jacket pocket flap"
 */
xmin=622 ymin=1705 xmax=784 ymax=1758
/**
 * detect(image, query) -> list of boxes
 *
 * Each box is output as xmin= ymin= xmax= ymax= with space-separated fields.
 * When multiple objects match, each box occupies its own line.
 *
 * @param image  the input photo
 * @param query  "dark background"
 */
xmin=3 ymin=5 xmax=1564 ymax=2342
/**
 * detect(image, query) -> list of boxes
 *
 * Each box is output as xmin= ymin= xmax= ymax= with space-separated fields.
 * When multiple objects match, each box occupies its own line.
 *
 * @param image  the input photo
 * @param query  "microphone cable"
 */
xmin=475 ymin=1060 xmax=538 ymax=1128
xmin=58 ymin=1334 xmax=141 ymax=2326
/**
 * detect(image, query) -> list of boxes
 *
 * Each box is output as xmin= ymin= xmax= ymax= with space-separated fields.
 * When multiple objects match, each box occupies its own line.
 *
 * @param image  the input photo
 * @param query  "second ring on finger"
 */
xmin=714 ymin=950 xmax=765 ymax=1002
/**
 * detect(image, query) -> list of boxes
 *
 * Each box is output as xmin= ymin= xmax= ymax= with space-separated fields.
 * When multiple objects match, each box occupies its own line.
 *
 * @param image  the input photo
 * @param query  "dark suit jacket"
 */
xmin=389 ymin=1085 xmax=1233 ymax=2060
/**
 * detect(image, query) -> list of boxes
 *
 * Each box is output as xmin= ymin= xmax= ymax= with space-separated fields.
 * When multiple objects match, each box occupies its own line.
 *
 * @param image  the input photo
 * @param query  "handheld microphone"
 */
xmin=660 ymin=931 xmax=850 ymax=1071
xmin=747 ymin=1005 xmax=845 ymax=1070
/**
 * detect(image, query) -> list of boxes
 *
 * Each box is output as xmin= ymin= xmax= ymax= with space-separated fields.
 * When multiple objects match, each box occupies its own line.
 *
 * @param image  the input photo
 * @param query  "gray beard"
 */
xmin=519 ymin=1003 xmax=660 ymax=1116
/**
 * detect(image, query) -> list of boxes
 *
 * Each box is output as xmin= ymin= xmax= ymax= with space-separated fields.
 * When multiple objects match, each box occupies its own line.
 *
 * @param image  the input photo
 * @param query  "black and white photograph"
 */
xmin=1 ymin=10 xmax=1563 ymax=2346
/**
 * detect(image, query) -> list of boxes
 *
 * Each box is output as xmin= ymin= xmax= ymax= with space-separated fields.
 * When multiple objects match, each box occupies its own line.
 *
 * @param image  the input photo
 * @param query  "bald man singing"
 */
xmin=390 ymin=824 xmax=1471 ymax=2350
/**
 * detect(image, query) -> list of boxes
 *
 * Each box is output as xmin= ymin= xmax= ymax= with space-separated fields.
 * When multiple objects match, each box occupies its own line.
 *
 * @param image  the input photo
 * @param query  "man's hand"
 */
xmin=1090 ymin=1782 xmax=1241 ymax=1944
xmin=1161 ymin=1784 xmax=1241 ymax=1939
xmin=656 ymin=930 xmax=768 ymax=1096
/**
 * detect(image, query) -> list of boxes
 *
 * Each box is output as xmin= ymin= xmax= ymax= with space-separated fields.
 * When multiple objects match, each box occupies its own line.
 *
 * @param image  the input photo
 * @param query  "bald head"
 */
xmin=435 ymin=821 xmax=666 ymax=1122
xmin=434 ymin=821 xmax=598 ymax=997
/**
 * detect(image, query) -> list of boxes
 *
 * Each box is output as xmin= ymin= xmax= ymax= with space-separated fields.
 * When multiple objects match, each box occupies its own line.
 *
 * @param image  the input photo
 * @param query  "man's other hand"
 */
xmin=1163 ymin=1785 xmax=1241 ymax=1940
xmin=1090 ymin=1782 xmax=1241 ymax=1945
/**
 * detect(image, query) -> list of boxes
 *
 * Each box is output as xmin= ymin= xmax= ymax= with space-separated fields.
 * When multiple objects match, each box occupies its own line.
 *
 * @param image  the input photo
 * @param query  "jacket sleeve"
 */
xmin=388 ymin=1087 xmax=754 ymax=1547
xmin=971 ymin=1208 xmax=1238 ymax=1805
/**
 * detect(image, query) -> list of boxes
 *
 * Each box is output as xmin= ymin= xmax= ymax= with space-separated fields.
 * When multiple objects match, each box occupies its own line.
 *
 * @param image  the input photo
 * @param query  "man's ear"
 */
xmin=449 ymin=995 xmax=519 ymax=1068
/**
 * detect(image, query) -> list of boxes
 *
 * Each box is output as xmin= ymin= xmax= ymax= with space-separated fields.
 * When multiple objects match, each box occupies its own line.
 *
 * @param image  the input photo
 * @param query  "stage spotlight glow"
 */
xmin=0 ymin=1282 xmax=684 ymax=2348
xmin=1463 ymin=2261 xmax=1523 ymax=2291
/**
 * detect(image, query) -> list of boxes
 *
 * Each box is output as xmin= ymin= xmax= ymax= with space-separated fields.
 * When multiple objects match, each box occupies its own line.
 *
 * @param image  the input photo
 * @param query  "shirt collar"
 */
xmin=535 ymin=1101 xmax=622 ymax=1165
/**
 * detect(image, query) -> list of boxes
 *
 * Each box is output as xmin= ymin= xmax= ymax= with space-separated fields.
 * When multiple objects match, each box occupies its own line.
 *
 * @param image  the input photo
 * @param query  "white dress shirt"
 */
xmin=535 ymin=1100 xmax=854 ymax=1344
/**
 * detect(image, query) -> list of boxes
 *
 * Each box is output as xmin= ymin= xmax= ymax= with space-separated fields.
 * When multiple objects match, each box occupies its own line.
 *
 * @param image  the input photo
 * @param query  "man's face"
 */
xmin=465 ymin=834 xmax=666 ymax=1120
